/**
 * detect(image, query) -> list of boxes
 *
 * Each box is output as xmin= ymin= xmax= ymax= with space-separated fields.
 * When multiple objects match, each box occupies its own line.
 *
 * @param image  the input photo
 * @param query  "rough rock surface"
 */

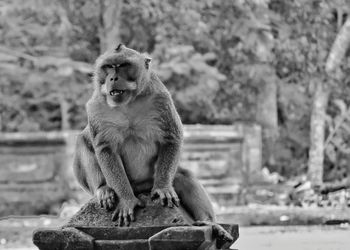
xmin=66 ymin=193 xmax=193 ymax=227
xmin=33 ymin=193 xmax=239 ymax=250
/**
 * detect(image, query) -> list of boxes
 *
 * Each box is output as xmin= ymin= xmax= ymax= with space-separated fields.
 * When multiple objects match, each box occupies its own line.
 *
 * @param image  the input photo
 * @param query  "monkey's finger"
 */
xmin=170 ymin=190 xmax=180 ymax=207
xmin=129 ymin=209 xmax=135 ymax=221
xmin=107 ymin=198 xmax=113 ymax=210
xmin=165 ymin=193 xmax=174 ymax=207
xmin=123 ymin=212 xmax=129 ymax=227
xmin=117 ymin=214 xmax=123 ymax=226
xmin=110 ymin=194 xmax=115 ymax=203
xmin=102 ymin=199 xmax=108 ymax=209
xmin=159 ymin=192 xmax=166 ymax=206
xmin=170 ymin=190 xmax=178 ymax=198
xmin=112 ymin=210 xmax=119 ymax=221
xmin=172 ymin=196 xmax=180 ymax=207
xmin=105 ymin=198 xmax=110 ymax=209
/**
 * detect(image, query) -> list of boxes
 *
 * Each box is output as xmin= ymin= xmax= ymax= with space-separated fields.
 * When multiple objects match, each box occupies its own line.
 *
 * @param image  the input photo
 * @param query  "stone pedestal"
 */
xmin=33 ymin=194 xmax=239 ymax=250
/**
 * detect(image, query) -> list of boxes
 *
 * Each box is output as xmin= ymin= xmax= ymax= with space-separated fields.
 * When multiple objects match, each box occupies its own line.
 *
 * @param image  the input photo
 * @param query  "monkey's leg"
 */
xmin=174 ymin=168 xmax=233 ymax=246
xmin=73 ymin=132 xmax=116 ymax=210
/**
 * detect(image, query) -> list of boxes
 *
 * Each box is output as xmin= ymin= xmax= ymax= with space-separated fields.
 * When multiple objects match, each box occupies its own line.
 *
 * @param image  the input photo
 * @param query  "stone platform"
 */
xmin=33 ymin=194 xmax=239 ymax=250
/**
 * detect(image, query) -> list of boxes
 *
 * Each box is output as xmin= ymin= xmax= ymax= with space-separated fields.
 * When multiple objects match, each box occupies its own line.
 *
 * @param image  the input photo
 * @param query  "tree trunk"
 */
xmin=308 ymin=82 xmax=329 ymax=184
xmin=254 ymin=25 xmax=278 ymax=168
xmin=98 ymin=0 xmax=123 ymax=53
xmin=256 ymin=79 xmax=279 ymax=166
xmin=308 ymin=17 xmax=350 ymax=184
xmin=325 ymin=18 xmax=350 ymax=73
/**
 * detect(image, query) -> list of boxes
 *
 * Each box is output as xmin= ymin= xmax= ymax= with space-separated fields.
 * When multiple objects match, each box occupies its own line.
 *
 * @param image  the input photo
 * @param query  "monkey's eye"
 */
xmin=103 ymin=64 xmax=115 ymax=69
xmin=117 ymin=62 xmax=130 ymax=68
xmin=115 ymin=43 xmax=123 ymax=52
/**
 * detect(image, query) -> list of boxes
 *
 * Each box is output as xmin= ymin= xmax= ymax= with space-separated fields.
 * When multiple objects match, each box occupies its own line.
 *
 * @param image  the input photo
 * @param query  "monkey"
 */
xmin=73 ymin=44 xmax=233 ymax=243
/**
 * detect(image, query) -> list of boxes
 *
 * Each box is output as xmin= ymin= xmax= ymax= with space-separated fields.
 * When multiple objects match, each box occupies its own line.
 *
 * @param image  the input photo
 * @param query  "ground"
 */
xmin=235 ymin=225 xmax=350 ymax=250
xmin=0 ymin=216 xmax=349 ymax=250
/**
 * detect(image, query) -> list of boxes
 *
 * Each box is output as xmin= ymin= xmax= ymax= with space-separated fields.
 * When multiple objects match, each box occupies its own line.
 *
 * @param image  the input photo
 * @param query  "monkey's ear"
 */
xmin=145 ymin=57 xmax=152 ymax=69
xmin=115 ymin=44 xmax=124 ymax=52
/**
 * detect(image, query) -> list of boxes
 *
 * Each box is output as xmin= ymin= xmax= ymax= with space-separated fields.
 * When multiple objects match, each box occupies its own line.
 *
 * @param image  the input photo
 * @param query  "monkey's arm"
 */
xmin=154 ymin=142 xmax=181 ymax=187
xmin=94 ymin=140 xmax=134 ymax=200
xmin=152 ymin=95 xmax=183 ymax=207
xmin=89 ymin=120 xmax=144 ymax=225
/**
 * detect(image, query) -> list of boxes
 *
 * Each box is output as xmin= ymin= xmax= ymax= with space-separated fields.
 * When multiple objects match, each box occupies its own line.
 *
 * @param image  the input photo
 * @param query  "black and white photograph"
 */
xmin=0 ymin=0 xmax=350 ymax=249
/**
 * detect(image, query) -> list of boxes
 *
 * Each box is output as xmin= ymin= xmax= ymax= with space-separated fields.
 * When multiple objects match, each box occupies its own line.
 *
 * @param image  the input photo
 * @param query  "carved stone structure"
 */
xmin=0 ymin=124 xmax=261 ymax=216
xmin=0 ymin=132 xmax=72 ymax=216
xmin=33 ymin=194 xmax=239 ymax=250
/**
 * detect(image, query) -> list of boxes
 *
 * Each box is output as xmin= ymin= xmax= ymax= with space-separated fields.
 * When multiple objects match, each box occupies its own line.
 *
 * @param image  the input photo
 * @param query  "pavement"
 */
xmin=1 ymin=216 xmax=350 ymax=250
xmin=235 ymin=225 xmax=350 ymax=250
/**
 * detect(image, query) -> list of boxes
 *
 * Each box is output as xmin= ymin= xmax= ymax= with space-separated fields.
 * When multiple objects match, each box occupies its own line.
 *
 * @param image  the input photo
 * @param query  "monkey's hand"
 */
xmin=96 ymin=185 xmax=116 ymax=211
xmin=112 ymin=197 xmax=145 ymax=226
xmin=151 ymin=186 xmax=180 ymax=208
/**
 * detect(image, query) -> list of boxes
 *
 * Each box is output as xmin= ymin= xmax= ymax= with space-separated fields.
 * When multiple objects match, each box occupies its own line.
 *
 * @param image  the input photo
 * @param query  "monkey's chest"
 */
xmin=120 ymin=118 xmax=163 ymax=182
xmin=121 ymin=137 xmax=157 ymax=182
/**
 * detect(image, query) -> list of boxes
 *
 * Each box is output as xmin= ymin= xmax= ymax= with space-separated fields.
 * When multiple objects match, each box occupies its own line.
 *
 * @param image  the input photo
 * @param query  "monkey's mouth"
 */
xmin=107 ymin=89 xmax=133 ymax=106
xmin=109 ymin=89 xmax=125 ymax=96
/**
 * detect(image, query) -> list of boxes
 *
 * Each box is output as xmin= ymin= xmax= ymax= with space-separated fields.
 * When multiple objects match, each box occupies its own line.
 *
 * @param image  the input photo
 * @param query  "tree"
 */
xmin=98 ymin=0 xmax=123 ymax=52
xmin=308 ymin=15 xmax=350 ymax=184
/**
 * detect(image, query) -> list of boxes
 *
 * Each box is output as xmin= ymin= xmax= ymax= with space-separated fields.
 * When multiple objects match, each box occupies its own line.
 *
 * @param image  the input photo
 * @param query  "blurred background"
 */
xmin=0 ymin=0 xmax=350 ymax=249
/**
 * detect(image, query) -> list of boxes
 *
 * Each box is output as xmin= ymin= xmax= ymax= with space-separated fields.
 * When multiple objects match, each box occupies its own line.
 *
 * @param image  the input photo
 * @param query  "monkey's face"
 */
xmin=95 ymin=44 xmax=151 ymax=108
xmin=101 ymin=64 xmax=137 ymax=107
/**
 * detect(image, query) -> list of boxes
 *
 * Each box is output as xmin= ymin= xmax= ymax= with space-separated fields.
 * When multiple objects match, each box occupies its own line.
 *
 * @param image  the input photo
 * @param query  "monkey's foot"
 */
xmin=193 ymin=221 xmax=234 ymax=249
xmin=96 ymin=186 xmax=116 ymax=211
xmin=151 ymin=187 xmax=180 ymax=208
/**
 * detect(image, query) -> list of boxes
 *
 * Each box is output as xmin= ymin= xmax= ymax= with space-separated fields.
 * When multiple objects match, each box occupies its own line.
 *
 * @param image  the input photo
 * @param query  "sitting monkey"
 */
xmin=73 ymin=44 xmax=232 ymax=242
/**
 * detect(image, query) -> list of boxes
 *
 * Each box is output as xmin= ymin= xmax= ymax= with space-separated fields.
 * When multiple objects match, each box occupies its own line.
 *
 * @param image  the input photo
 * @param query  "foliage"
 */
xmin=153 ymin=45 xmax=227 ymax=123
xmin=322 ymin=99 xmax=350 ymax=181
xmin=2 ymin=0 xmax=350 ymax=180
xmin=0 ymin=0 xmax=92 ymax=131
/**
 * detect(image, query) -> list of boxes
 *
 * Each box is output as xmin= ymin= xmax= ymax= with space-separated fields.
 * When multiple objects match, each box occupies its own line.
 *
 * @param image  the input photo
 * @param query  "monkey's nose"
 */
xmin=110 ymin=76 xmax=118 ymax=81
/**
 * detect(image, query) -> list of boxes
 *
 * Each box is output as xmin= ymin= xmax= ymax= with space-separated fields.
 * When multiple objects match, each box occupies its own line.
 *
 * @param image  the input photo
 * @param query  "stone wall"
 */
xmin=0 ymin=132 xmax=73 ymax=216
xmin=0 ymin=124 xmax=261 ymax=216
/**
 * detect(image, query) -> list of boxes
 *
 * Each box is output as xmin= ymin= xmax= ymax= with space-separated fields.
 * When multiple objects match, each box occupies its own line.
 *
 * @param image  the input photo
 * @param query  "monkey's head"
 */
xmin=94 ymin=44 xmax=152 ymax=107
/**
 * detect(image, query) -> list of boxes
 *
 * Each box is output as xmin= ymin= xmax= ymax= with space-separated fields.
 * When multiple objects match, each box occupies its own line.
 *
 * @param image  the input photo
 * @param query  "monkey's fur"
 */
xmin=73 ymin=44 xmax=232 ymax=242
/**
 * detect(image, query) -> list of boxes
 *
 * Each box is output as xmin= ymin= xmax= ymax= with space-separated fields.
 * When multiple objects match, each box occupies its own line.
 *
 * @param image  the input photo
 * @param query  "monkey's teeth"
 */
xmin=110 ymin=90 xmax=124 ymax=96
